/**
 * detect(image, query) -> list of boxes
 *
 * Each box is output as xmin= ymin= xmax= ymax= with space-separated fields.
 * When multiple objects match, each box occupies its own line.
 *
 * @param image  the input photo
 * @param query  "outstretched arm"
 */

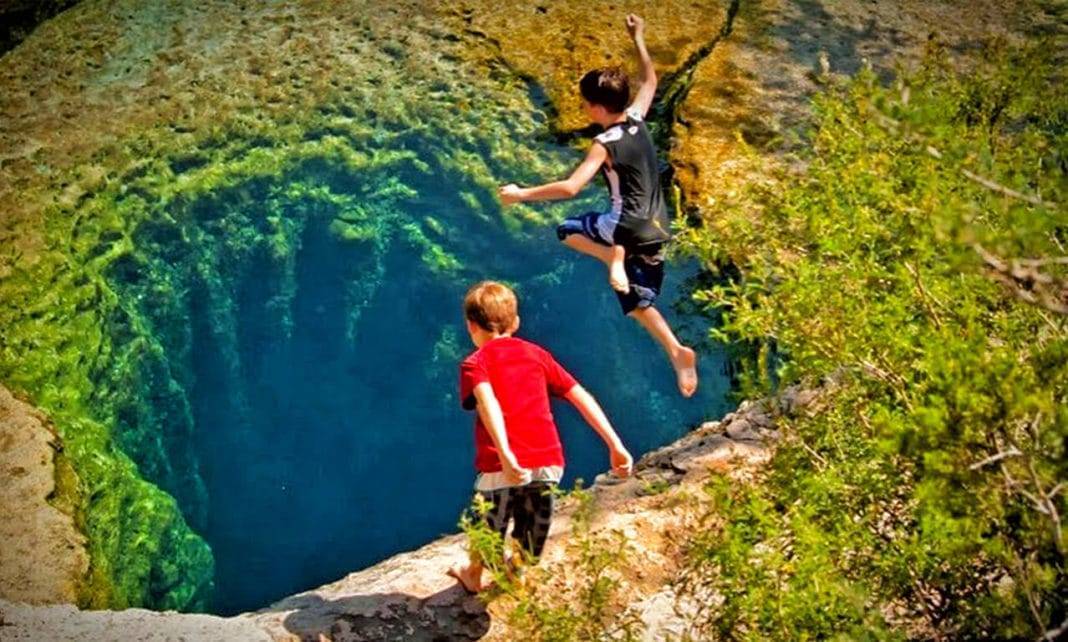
xmin=499 ymin=143 xmax=607 ymax=205
xmin=473 ymin=382 xmax=527 ymax=484
xmin=564 ymin=384 xmax=633 ymax=477
xmin=626 ymin=14 xmax=657 ymax=119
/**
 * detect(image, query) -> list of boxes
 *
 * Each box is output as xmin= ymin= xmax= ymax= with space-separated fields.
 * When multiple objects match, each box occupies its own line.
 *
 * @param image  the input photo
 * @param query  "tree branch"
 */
xmin=974 ymin=244 xmax=1068 ymax=315
xmin=1042 ymin=617 xmax=1068 ymax=641
xmin=969 ymin=447 xmax=1022 ymax=471
xmin=924 ymin=146 xmax=1056 ymax=208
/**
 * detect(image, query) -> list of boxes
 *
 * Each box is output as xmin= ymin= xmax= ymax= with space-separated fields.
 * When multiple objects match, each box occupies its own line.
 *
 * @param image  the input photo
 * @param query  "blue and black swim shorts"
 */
xmin=557 ymin=211 xmax=666 ymax=316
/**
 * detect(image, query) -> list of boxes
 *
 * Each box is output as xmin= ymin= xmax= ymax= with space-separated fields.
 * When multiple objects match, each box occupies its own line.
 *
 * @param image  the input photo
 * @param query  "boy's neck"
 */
xmin=594 ymin=111 xmax=627 ymax=128
xmin=473 ymin=330 xmax=512 ymax=348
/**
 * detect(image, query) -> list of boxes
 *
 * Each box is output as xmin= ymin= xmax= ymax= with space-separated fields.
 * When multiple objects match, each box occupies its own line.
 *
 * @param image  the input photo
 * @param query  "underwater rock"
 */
xmin=668 ymin=0 xmax=1030 ymax=214
xmin=437 ymin=0 xmax=729 ymax=133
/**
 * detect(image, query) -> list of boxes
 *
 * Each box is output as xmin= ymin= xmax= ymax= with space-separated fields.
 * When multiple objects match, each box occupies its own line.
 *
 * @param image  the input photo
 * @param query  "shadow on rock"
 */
xmin=275 ymin=585 xmax=490 ymax=641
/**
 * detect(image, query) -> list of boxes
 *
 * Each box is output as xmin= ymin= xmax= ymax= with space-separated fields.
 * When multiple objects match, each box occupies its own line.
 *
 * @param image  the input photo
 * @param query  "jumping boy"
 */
xmin=498 ymin=14 xmax=697 ymax=398
xmin=449 ymin=281 xmax=633 ymax=593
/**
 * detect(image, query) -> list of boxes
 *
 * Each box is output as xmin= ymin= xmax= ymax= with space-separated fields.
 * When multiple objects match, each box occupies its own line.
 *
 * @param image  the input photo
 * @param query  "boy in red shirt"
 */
xmin=449 ymin=281 xmax=633 ymax=593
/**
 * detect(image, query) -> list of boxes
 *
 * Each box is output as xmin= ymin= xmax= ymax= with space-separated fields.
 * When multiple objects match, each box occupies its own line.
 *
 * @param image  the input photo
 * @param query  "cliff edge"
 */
xmin=0 ymin=392 xmax=809 ymax=641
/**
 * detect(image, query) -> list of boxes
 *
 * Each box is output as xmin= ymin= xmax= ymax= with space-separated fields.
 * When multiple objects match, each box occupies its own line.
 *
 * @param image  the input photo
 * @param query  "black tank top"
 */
xmin=593 ymin=106 xmax=671 ymax=251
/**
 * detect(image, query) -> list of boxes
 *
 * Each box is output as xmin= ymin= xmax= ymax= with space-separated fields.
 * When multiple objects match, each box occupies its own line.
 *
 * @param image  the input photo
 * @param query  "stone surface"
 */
xmin=250 ymin=536 xmax=487 ymax=641
xmin=0 ymin=392 xmax=792 ymax=640
xmin=0 ymin=599 xmax=270 ymax=642
xmin=0 ymin=383 xmax=87 ymax=605
xmin=634 ymin=586 xmax=709 ymax=642
xmin=670 ymin=0 xmax=1038 ymax=238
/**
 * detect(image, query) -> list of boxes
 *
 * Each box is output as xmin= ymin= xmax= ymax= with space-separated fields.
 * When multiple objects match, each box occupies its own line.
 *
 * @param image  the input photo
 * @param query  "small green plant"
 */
xmin=639 ymin=477 xmax=673 ymax=496
xmin=459 ymin=482 xmax=644 ymax=641
xmin=459 ymin=492 xmax=510 ymax=581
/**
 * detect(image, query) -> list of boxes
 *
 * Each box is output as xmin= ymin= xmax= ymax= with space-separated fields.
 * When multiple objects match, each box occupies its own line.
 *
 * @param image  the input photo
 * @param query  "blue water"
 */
xmin=185 ymin=170 xmax=731 ymax=615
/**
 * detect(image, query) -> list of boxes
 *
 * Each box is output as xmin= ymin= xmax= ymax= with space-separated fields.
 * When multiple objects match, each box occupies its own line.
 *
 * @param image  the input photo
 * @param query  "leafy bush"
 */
xmin=679 ymin=40 xmax=1066 ymax=639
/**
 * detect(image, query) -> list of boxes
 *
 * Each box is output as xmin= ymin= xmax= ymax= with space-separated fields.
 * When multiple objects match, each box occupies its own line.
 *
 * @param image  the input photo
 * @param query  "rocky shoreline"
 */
xmin=1 ymin=389 xmax=813 ymax=641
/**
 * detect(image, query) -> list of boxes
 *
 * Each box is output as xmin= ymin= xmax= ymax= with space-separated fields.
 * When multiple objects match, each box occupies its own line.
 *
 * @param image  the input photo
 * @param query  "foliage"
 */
xmin=460 ymin=483 xmax=643 ymax=641
xmin=679 ymin=41 xmax=1066 ymax=639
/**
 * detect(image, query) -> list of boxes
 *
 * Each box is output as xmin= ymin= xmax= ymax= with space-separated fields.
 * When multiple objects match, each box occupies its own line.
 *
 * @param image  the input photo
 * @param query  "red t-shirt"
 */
xmin=459 ymin=336 xmax=578 ymax=473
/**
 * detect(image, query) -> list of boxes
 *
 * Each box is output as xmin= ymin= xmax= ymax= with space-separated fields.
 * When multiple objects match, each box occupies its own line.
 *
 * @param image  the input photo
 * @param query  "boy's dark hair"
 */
xmin=464 ymin=281 xmax=518 ymax=334
xmin=580 ymin=67 xmax=630 ymax=114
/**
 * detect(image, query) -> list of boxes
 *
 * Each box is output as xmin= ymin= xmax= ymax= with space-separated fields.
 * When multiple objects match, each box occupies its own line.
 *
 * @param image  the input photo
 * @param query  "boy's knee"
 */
xmin=626 ymin=302 xmax=655 ymax=319
xmin=555 ymin=221 xmax=574 ymax=242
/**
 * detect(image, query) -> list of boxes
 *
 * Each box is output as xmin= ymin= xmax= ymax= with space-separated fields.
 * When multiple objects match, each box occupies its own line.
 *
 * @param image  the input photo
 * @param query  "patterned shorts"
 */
xmin=478 ymin=481 xmax=556 ymax=559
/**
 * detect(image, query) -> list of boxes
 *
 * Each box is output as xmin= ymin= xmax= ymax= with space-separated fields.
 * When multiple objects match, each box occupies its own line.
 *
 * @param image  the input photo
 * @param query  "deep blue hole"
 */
xmin=173 ymin=164 xmax=733 ymax=615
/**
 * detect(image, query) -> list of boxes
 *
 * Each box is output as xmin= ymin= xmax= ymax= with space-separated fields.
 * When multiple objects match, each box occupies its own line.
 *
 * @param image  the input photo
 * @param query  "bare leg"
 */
xmin=629 ymin=306 xmax=698 ymax=397
xmin=562 ymin=236 xmax=630 ymax=293
xmin=562 ymin=234 xmax=613 ymax=264
xmin=606 ymin=245 xmax=629 ymax=293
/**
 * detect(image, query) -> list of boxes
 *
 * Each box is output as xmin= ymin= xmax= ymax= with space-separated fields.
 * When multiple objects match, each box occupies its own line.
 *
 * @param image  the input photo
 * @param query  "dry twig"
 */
xmin=924 ymin=146 xmax=1056 ymax=208
xmin=969 ymin=447 xmax=1022 ymax=471
xmin=974 ymin=245 xmax=1068 ymax=315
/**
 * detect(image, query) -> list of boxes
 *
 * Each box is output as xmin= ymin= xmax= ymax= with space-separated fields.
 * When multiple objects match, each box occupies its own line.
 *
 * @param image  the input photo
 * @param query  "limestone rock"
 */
xmin=0 ymin=599 xmax=270 ymax=642
xmin=634 ymin=587 xmax=709 ymax=642
xmin=0 ymin=384 xmax=88 ymax=605
xmin=249 ymin=535 xmax=489 ymax=642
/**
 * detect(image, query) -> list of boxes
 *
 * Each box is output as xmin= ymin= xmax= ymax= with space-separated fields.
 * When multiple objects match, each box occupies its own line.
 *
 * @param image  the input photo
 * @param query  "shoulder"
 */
xmin=624 ymin=105 xmax=645 ymax=122
xmin=504 ymin=337 xmax=549 ymax=360
xmin=461 ymin=346 xmax=485 ymax=368
xmin=505 ymin=336 xmax=540 ymax=353
xmin=523 ymin=339 xmax=562 ymax=368
xmin=594 ymin=125 xmax=625 ymax=145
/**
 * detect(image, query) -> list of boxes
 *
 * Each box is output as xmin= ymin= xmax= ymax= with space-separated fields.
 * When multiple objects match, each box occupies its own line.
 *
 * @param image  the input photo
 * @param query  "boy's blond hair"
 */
xmin=464 ymin=281 xmax=518 ymax=333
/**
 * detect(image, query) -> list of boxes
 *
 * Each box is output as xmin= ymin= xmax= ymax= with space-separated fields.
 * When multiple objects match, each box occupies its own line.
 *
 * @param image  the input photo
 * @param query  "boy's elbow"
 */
xmin=564 ymin=383 xmax=587 ymax=402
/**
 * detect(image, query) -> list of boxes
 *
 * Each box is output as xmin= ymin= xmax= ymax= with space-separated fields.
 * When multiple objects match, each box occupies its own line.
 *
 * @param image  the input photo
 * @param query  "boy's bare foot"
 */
xmin=671 ymin=346 xmax=698 ymax=397
xmin=609 ymin=261 xmax=630 ymax=293
xmin=448 ymin=564 xmax=484 ymax=593
xmin=503 ymin=555 xmax=525 ymax=582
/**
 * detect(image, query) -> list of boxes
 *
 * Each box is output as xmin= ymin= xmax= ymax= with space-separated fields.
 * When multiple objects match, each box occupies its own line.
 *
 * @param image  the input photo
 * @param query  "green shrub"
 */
xmin=679 ymin=40 xmax=1066 ymax=639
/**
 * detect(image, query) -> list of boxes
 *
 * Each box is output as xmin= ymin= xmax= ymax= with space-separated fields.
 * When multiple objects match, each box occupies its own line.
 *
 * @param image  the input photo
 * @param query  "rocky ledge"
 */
xmin=0 ymin=384 xmax=87 ymax=606
xmin=0 ymin=387 xmax=824 ymax=641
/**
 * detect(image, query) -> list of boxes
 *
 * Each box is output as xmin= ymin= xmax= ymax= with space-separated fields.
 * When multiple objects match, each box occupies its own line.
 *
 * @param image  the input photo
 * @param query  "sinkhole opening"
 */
xmin=111 ymin=154 xmax=732 ymax=615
